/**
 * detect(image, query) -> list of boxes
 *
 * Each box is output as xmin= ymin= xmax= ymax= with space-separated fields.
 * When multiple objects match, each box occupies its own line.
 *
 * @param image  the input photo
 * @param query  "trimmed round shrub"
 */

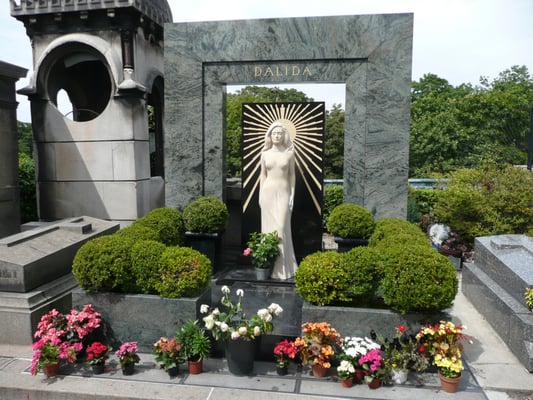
xmin=131 ymin=239 xmax=167 ymax=294
xmin=295 ymin=251 xmax=351 ymax=306
xmin=72 ymin=234 xmax=136 ymax=292
xmin=327 ymin=203 xmax=375 ymax=239
xmin=343 ymin=246 xmax=385 ymax=299
xmin=379 ymin=244 xmax=458 ymax=314
xmin=368 ymin=217 xmax=426 ymax=247
xmin=134 ymin=207 xmax=185 ymax=246
xmin=114 ymin=224 xmax=159 ymax=242
xmin=183 ymin=196 xmax=229 ymax=233
xmin=154 ymin=246 xmax=212 ymax=298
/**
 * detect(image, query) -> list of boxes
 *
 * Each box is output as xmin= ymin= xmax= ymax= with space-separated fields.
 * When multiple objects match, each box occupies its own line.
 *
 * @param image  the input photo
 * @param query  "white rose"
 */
xmin=212 ymin=307 xmax=220 ymax=316
xmin=220 ymin=322 xmax=229 ymax=332
xmin=203 ymin=315 xmax=215 ymax=330
xmin=231 ymin=331 xmax=240 ymax=340
xmin=238 ymin=326 xmax=248 ymax=336
xmin=253 ymin=326 xmax=261 ymax=336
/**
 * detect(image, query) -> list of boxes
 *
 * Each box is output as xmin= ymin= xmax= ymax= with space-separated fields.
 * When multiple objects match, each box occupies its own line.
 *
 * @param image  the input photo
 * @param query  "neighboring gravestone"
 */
xmin=164 ymin=14 xmax=413 ymax=256
xmin=0 ymin=216 xmax=119 ymax=345
xmin=0 ymin=60 xmax=27 ymax=239
xmin=462 ymin=234 xmax=533 ymax=371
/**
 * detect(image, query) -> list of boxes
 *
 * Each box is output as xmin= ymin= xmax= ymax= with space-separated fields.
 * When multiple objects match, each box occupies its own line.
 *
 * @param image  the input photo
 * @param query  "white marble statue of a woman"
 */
xmin=259 ymin=122 xmax=298 ymax=280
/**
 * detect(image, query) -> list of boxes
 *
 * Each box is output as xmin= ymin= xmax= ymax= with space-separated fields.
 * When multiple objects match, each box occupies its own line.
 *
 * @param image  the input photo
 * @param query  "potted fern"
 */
xmin=175 ymin=320 xmax=211 ymax=374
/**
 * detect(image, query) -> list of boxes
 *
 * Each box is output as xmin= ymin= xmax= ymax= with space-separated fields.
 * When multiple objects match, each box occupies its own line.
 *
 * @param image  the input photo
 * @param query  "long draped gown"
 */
xmin=259 ymin=149 xmax=298 ymax=280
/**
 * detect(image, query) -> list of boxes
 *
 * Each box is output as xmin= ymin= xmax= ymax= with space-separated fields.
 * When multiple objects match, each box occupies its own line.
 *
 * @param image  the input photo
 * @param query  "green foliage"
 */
xmin=326 ymin=203 xmax=375 ymax=239
xmin=343 ymin=246 xmax=383 ymax=299
xmin=379 ymin=244 xmax=458 ymax=314
xmin=323 ymin=184 xmax=343 ymax=228
xmin=72 ymin=235 xmax=136 ymax=292
xmin=406 ymin=197 xmax=421 ymax=224
xmin=368 ymin=218 xmax=426 ymax=247
xmin=525 ymin=288 xmax=533 ymax=312
xmin=432 ymin=164 xmax=533 ymax=248
xmin=155 ymin=247 xmax=212 ymax=298
xmin=410 ymin=66 xmax=533 ymax=177
xmin=114 ymin=224 xmax=159 ymax=242
xmin=183 ymin=196 xmax=229 ymax=233
xmin=245 ymin=231 xmax=281 ymax=269
xmin=408 ymin=187 xmax=439 ymax=217
xmin=175 ymin=320 xmax=211 ymax=361
xmin=324 ymin=104 xmax=344 ymax=179
xmin=17 ymin=121 xmax=33 ymax=157
xmin=295 ymin=251 xmax=351 ymax=306
xmin=130 ymin=240 xmax=166 ymax=294
xmin=18 ymin=152 xmax=37 ymax=222
xmin=134 ymin=207 xmax=185 ymax=246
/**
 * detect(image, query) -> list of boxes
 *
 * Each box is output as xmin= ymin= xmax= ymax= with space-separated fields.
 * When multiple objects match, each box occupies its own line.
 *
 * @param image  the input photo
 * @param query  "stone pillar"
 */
xmin=0 ymin=60 xmax=27 ymax=238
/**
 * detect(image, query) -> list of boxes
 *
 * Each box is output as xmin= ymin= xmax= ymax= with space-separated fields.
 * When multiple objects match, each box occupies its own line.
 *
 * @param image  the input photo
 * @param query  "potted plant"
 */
xmin=295 ymin=322 xmax=341 ymax=378
xmin=273 ymin=339 xmax=299 ymax=375
xmin=358 ymin=347 xmax=384 ymax=389
xmin=115 ymin=341 xmax=141 ymax=375
xmin=326 ymin=203 xmax=375 ymax=252
xmin=337 ymin=336 xmax=381 ymax=384
xmin=243 ymin=231 xmax=281 ymax=280
xmin=200 ymin=285 xmax=283 ymax=375
xmin=86 ymin=341 xmax=111 ymax=374
xmin=183 ymin=196 xmax=229 ymax=272
xmin=416 ymin=320 xmax=473 ymax=393
xmin=152 ymin=337 xmax=184 ymax=377
xmin=380 ymin=325 xmax=429 ymax=385
xmin=30 ymin=339 xmax=82 ymax=377
xmin=30 ymin=305 xmax=101 ymax=377
xmin=337 ymin=360 xmax=356 ymax=387
xmin=175 ymin=320 xmax=211 ymax=374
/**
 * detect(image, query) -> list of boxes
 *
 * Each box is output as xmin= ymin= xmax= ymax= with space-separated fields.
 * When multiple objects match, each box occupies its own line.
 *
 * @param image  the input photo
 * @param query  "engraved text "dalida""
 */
xmin=254 ymin=65 xmax=312 ymax=78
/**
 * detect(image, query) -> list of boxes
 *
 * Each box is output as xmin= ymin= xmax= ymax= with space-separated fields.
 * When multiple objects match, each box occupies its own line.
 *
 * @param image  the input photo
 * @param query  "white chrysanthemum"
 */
xmin=200 ymin=304 xmax=209 ymax=314
xmin=236 ymin=289 xmax=244 ymax=297
xmin=221 ymin=285 xmax=230 ymax=295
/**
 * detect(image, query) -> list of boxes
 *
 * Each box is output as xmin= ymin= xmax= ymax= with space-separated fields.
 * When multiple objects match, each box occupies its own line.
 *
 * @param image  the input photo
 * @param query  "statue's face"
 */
xmin=271 ymin=127 xmax=285 ymax=144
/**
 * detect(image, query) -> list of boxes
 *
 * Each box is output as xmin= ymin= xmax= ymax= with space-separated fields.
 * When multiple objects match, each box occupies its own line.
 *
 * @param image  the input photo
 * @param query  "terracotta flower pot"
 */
xmin=341 ymin=376 xmax=353 ymax=387
xmin=311 ymin=364 xmax=329 ymax=378
xmin=188 ymin=360 xmax=203 ymax=375
xmin=42 ymin=363 xmax=59 ymax=377
xmin=439 ymin=371 xmax=461 ymax=393
xmin=367 ymin=377 xmax=380 ymax=389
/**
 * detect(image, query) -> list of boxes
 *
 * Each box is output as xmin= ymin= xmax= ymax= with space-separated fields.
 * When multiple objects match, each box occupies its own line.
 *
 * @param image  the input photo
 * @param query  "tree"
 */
xmin=324 ymin=104 xmax=344 ymax=179
xmin=409 ymin=66 xmax=533 ymax=177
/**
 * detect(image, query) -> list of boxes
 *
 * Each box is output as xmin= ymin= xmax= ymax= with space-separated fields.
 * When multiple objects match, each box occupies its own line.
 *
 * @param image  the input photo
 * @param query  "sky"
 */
xmin=1 ymin=0 xmax=532 ymax=122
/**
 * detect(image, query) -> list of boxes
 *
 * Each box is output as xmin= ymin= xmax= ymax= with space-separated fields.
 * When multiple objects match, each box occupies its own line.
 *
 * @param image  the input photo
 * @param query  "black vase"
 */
xmin=225 ymin=338 xmax=255 ymax=375
xmin=167 ymin=365 xmax=179 ymax=377
xmin=121 ymin=363 xmax=135 ymax=375
xmin=92 ymin=362 xmax=105 ymax=375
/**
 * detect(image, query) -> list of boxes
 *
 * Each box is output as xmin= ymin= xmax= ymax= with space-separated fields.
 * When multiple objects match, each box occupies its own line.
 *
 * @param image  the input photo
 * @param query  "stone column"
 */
xmin=0 ymin=60 xmax=27 ymax=238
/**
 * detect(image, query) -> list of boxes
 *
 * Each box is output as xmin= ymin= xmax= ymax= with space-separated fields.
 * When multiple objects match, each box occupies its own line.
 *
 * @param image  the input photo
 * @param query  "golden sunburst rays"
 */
xmin=242 ymin=102 xmax=324 ymax=214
